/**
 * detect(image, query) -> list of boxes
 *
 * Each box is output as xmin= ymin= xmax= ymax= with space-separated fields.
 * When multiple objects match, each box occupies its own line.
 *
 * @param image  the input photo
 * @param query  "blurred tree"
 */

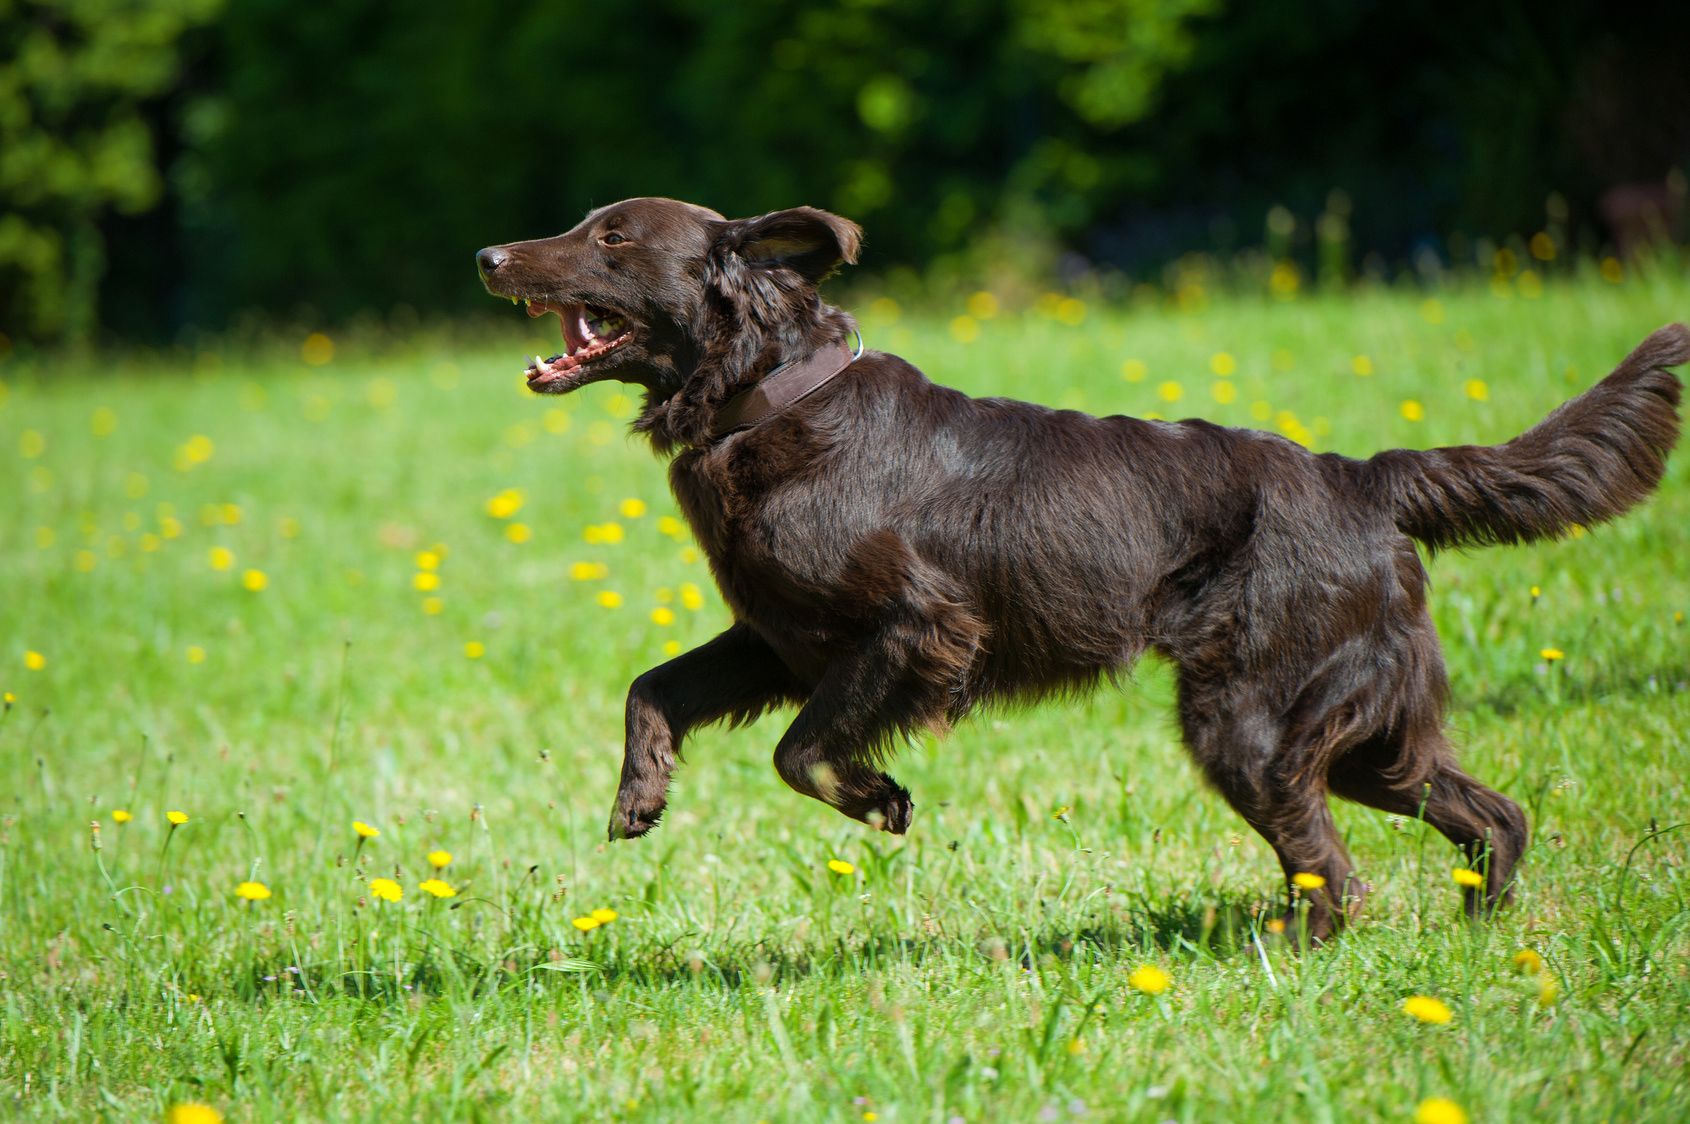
xmin=0 ymin=0 xmax=222 ymax=343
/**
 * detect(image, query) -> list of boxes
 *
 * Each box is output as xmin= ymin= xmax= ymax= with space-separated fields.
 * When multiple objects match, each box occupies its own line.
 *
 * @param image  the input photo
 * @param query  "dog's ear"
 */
xmin=716 ymin=207 xmax=862 ymax=284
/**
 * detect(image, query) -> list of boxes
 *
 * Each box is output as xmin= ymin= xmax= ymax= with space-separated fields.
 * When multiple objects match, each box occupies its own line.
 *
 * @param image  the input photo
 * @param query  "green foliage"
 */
xmin=2 ymin=273 xmax=1688 ymax=1118
xmin=0 ymin=0 xmax=221 ymax=342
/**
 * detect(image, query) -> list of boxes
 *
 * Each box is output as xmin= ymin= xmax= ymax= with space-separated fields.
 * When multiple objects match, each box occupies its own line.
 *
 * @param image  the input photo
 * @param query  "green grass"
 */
xmin=3 ymin=267 xmax=1688 ymax=1122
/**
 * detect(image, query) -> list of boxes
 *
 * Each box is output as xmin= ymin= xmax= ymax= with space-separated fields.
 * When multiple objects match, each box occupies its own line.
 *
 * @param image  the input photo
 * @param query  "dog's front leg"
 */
xmin=609 ymin=624 xmax=804 ymax=840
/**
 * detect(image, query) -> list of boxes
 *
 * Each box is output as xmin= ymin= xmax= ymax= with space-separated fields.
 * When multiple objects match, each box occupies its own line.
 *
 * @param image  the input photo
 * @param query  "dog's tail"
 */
xmin=1360 ymin=323 xmax=1686 ymax=551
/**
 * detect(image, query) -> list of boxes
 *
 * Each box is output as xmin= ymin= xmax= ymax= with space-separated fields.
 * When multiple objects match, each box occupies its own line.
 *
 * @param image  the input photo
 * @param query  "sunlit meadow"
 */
xmin=2 ymin=261 xmax=1688 ymax=1121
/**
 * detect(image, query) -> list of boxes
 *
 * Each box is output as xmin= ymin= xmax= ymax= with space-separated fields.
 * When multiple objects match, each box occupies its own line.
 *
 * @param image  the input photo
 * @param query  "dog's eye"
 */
xmin=602 ymin=231 xmax=627 ymax=246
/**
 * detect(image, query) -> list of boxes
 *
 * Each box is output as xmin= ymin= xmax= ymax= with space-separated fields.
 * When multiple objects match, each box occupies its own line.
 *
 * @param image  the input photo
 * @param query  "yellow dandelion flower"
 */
xmin=680 ymin=546 xmax=699 ymax=564
xmin=414 ymin=571 xmax=441 ymax=592
xmin=569 ymin=561 xmax=608 ymax=581
xmin=1402 ymin=995 xmax=1453 ymax=1025
xmin=651 ymin=606 xmax=675 ymax=626
xmin=24 ymin=649 xmax=46 ymax=671
xmin=1512 ymin=949 xmax=1544 ymax=975
xmin=679 ymin=583 xmax=705 ymax=611
xmin=827 ymin=859 xmax=856 ymax=875
xmin=464 ymin=641 xmax=485 ymax=659
xmin=1209 ymin=352 xmax=1237 ymax=377
xmin=1351 ymin=355 xmax=1374 ymax=376
xmin=597 ymin=590 xmax=623 ymax=609
xmin=1211 ymin=381 xmax=1238 ymax=405
xmin=1530 ymin=585 xmax=1541 ymax=600
xmin=590 ymin=908 xmax=618 ymax=923
xmin=112 ymin=809 xmax=132 ymax=824
xmin=1157 ymin=381 xmax=1184 ymax=403
xmin=967 ymin=290 xmax=999 ymax=319
xmin=619 ymin=498 xmax=647 ymax=518
xmin=1540 ymin=647 xmax=1564 ymax=662
xmin=1451 ymin=868 xmax=1484 ymax=889
xmin=428 ymin=850 xmax=452 ymax=869
xmin=1400 ymin=400 xmax=1425 ymax=422
xmin=353 ymin=820 xmax=380 ymax=839
xmin=505 ymin=522 xmax=532 ymax=544
xmin=1066 ymin=1038 xmax=1086 ymax=1056
xmin=235 ymin=881 xmax=271 ymax=901
xmin=1414 ymin=1097 xmax=1469 ymax=1124
xmin=166 ymin=1104 xmax=225 ymax=1124
xmin=1537 ymin=974 xmax=1559 ymax=1006
xmin=1265 ymin=917 xmax=1286 ymax=935
xmin=166 ymin=810 xmax=189 ymax=826
xmin=419 ymin=878 xmax=457 ymax=898
xmin=186 ymin=645 xmax=207 ymax=664
xmin=657 ymin=515 xmax=685 ymax=537
xmin=208 ymin=546 xmax=235 ymax=571
xmin=949 ymin=314 xmax=980 ymax=343
xmin=242 ymin=569 xmax=268 ymax=592
xmin=598 ymin=522 xmax=624 ymax=544
xmin=662 ymin=640 xmax=682 ymax=657
xmin=301 ymin=332 xmax=335 ymax=365
xmin=421 ymin=596 xmax=444 ymax=615
xmin=369 ymin=878 xmax=402 ymax=902
xmin=1128 ymin=964 xmax=1171 ymax=995
xmin=415 ymin=550 xmax=441 ymax=571
xmin=1121 ymin=358 xmax=1148 ymax=383
xmin=571 ymin=915 xmax=601 ymax=932
xmin=1464 ymin=379 xmax=1489 ymax=401
xmin=1291 ymin=872 xmax=1326 ymax=890
xmin=2 ymin=691 xmax=14 ymax=706
xmin=485 ymin=488 xmax=524 ymax=519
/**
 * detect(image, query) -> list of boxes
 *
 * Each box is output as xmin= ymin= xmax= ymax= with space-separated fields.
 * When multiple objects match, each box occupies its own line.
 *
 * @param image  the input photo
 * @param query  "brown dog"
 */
xmin=477 ymin=198 xmax=1685 ymax=939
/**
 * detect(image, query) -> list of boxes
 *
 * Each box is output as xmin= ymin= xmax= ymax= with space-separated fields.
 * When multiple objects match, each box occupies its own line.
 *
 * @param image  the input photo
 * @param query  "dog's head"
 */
xmin=476 ymin=197 xmax=860 ymax=446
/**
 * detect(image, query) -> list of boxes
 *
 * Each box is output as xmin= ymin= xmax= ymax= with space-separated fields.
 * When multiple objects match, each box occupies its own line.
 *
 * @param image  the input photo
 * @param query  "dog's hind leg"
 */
xmin=1329 ymin=728 xmax=1529 ymax=917
xmin=1177 ymin=681 xmax=1365 ymax=942
xmin=609 ymin=624 xmax=806 ymax=840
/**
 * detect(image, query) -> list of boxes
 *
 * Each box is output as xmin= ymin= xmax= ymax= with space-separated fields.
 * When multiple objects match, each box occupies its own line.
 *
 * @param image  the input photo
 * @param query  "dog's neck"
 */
xmin=636 ymin=303 xmax=858 ymax=453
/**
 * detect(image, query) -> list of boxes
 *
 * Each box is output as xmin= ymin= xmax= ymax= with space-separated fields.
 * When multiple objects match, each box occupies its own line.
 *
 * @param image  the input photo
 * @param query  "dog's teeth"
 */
xmin=534 ymin=355 xmax=545 ymax=368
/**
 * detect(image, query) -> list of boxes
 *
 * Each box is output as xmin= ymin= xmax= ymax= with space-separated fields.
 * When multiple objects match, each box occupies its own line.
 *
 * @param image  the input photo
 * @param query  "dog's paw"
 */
xmin=840 ymin=777 xmax=914 ymax=835
xmin=607 ymin=798 xmax=665 ymax=841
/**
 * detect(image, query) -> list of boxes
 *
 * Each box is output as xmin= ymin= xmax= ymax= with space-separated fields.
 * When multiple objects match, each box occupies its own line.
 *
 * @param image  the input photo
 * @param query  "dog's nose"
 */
xmin=476 ymin=246 xmax=510 ymax=278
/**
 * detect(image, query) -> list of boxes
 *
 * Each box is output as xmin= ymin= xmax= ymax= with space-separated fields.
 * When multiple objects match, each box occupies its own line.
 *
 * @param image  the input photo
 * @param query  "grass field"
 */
xmin=3 ymin=265 xmax=1688 ymax=1122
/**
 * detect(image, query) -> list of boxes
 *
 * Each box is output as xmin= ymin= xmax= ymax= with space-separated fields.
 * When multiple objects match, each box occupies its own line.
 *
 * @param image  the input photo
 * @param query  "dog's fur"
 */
xmin=478 ymin=198 xmax=1686 ymax=939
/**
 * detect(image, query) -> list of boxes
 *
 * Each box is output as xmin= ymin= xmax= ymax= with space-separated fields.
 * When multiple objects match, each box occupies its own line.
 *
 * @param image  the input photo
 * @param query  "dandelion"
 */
xmin=1351 ymin=355 xmax=1374 ymax=376
xmin=505 ymin=522 xmax=532 ymax=544
xmin=1464 ymin=379 xmax=1489 ymax=401
xmin=569 ymin=561 xmax=609 ymax=581
xmin=657 ymin=515 xmax=685 ymax=537
xmin=3 ymin=691 xmax=14 ymax=708
xmin=419 ymin=878 xmax=457 ymax=898
xmin=414 ymin=572 xmax=440 ymax=592
xmin=235 ymin=881 xmax=272 ymax=901
xmin=1414 ymin=1097 xmax=1469 ymax=1124
xmin=186 ymin=645 xmax=207 ymax=664
xmin=597 ymin=591 xmax=623 ymax=609
xmin=1066 ymin=1037 xmax=1086 ymax=1056
xmin=1291 ymin=872 xmax=1326 ymax=890
xmin=1537 ymin=974 xmax=1559 ymax=1006
xmin=1264 ymin=918 xmax=1286 ymax=935
xmin=1402 ymin=995 xmax=1453 ymax=1025
xmin=421 ymin=597 xmax=444 ymax=615
xmin=485 ymin=488 xmax=525 ymax=519
xmin=949 ymin=314 xmax=980 ymax=343
xmin=679 ymin=583 xmax=705 ymax=611
xmin=209 ymin=546 xmax=235 ymax=571
xmin=1128 ymin=964 xmax=1171 ymax=995
xmin=112 ymin=809 xmax=132 ymax=824
xmin=24 ymin=650 xmax=45 ymax=671
xmin=1210 ymin=352 xmax=1237 ymax=377
xmin=428 ymin=849 xmax=452 ymax=869
xmin=662 ymin=640 xmax=682 ymax=657
xmin=590 ymin=908 xmax=618 ymax=924
xmin=1512 ymin=949 xmax=1544 ymax=975
xmin=827 ymin=859 xmax=856 ymax=875
xmin=651 ymin=607 xmax=675 ymax=626
xmin=353 ymin=821 xmax=380 ymax=839
xmin=464 ymin=641 xmax=485 ymax=659
xmin=1400 ymin=400 xmax=1425 ymax=422
xmin=301 ymin=332 xmax=335 ymax=365
xmin=1540 ymin=647 xmax=1564 ymax=662
xmin=1121 ymin=358 xmax=1148 ymax=382
xmin=1530 ymin=585 xmax=1541 ymax=601
xmin=242 ymin=569 xmax=268 ymax=592
xmin=1451 ymin=868 xmax=1484 ymax=889
xmin=1211 ymin=381 xmax=1238 ymax=405
xmin=1157 ymin=381 xmax=1184 ymax=403
xmin=571 ymin=915 xmax=602 ymax=932
xmin=166 ymin=1104 xmax=225 ymax=1124
xmin=415 ymin=550 xmax=441 ymax=572
xmin=166 ymin=810 xmax=189 ymax=826
xmin=369 ymin=878 xmax=403 ymax=902
xmin=619 ymin=498 xmax=647 ymax=518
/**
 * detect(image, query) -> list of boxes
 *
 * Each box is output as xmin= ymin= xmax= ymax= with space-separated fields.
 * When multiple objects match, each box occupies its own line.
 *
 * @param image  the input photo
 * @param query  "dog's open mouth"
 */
xmin=514 ymin=299 xmax=633 ymax=389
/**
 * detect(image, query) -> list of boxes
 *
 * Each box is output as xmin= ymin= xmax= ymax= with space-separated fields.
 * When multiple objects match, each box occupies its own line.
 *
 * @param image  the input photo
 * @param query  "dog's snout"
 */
xmin=476 ymin=246 xmax=510 ymax=278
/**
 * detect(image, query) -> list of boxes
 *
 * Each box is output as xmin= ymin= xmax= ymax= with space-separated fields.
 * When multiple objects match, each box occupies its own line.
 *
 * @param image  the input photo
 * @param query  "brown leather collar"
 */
xmin=709 ymin=339 xmax=859 ymax=440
